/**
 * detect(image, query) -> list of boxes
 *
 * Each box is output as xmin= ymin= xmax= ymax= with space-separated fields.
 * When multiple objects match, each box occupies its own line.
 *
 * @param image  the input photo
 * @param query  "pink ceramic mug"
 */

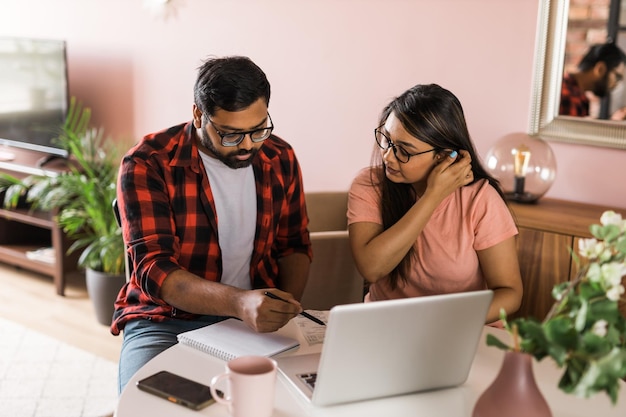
xmin=210 ymin=356 xmax=277 ymax=417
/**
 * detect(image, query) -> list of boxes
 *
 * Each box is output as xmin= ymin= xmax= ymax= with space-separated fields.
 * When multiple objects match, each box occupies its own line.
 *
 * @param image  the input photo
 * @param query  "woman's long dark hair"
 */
xmin=371 ymin=84 xmax=505 ymax=289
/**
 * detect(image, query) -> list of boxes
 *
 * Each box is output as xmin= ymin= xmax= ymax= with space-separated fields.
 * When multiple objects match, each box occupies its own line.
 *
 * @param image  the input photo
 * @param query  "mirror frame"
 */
xmin=529 ymin=0 xmax=626 ymax=149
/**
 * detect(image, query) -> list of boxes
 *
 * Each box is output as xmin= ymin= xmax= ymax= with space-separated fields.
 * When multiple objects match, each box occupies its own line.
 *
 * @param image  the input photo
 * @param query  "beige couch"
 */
xmin=300 ymin=192 xmax=365 ymax=310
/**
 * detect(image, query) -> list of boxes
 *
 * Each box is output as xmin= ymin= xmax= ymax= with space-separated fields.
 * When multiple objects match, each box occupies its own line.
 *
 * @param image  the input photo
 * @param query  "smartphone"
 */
xmin=136 ymin=370 xmax=216 ymax=410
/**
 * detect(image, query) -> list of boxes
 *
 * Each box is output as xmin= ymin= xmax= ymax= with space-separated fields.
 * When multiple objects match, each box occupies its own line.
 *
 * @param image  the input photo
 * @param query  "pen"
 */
xmin=264 ymin=291 xmax=326 ymax=326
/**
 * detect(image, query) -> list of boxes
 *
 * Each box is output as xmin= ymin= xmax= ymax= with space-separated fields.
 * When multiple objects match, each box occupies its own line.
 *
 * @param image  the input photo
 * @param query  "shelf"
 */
xmin=0 ymin=207 xmax=55 ymax=228
xmin=0 ymin=147 xmax=77 ymax=296
xmin=0 ymin=145 xmax=68 ymax=177
xmin=0 ymin=244 xmax=56 ymax=276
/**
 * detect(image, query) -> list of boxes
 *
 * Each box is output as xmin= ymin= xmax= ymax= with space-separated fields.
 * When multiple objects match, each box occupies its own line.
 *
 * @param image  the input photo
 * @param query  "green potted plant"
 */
xmin=473 ymin=210 xmax=626 ymax=416
xmin=0 ymin=97 xmax=127 ymax=325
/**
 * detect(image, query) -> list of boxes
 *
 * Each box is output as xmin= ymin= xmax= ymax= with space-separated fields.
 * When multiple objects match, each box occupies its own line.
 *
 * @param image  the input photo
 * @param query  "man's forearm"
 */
xmin=160 ymin=269 xmax=245 ymax=317
xmin=161 ymin=268 xmax=302 ymax=332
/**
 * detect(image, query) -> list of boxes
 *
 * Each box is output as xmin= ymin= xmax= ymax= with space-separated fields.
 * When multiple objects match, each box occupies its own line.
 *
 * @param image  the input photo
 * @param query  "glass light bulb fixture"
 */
xmin=512 ymin=144 xmax=531 ymax=195
xmin=485 ymin=133 xmax=557 ymax=204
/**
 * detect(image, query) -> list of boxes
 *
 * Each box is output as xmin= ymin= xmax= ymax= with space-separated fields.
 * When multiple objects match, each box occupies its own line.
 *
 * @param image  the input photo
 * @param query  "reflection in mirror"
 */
xmin=560 ymin=43 xmax=626 ymax=120
xmin=609 ymin=1 xmax=626 ymax=117
xmin=564 ymin=0 xmax=626 ymax=119
xmin=530 ymin=0 xmax=626 ymax=149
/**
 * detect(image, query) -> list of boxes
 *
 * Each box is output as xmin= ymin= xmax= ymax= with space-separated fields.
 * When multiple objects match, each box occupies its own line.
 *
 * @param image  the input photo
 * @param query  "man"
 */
xmin=560 ymin=42 xmax=626 ymax=120
xmin=111 ymin=56 xmax=312 ymax=392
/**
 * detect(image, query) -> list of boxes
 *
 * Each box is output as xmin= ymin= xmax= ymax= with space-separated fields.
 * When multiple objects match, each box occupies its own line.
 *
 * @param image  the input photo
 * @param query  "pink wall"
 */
xmin=2 ymin=0 xmax=625 ymax=209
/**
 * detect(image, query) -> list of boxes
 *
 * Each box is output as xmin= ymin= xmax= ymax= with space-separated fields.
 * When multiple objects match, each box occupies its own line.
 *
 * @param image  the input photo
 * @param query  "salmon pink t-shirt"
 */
xmin=347 ymin=167 xmax=517 ymax=301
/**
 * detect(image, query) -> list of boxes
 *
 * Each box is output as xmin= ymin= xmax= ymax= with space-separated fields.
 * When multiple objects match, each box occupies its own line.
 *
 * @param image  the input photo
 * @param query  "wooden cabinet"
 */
xmin=0 ymin=147 xmax=78 ymax=295
xmin=508 ymin=198 xmax=626 ymax=320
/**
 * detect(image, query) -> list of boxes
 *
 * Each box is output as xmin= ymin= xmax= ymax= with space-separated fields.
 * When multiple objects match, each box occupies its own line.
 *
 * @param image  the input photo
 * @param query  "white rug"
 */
xmin=0 ymin=318 xmax=117 ymax=417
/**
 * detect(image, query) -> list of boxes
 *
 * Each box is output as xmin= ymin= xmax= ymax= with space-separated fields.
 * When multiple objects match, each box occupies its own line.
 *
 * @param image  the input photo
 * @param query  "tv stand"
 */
xmin=36 ymin=153 xmax=68 ymax=168
xmin=0 ymin=147 xmax=79 ymax=295
xmin=0 ymin=150 xmax=16 ymax=161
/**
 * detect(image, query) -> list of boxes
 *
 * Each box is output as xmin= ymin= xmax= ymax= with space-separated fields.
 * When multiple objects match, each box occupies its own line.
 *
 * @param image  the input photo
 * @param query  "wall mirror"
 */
xmin=530 ymin=0 xmax=626 ymax=149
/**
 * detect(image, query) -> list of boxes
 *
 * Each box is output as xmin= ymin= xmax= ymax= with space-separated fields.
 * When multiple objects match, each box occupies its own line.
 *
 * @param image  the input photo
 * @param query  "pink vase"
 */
xmin=472 ymin=351 xmax=552 ymax=417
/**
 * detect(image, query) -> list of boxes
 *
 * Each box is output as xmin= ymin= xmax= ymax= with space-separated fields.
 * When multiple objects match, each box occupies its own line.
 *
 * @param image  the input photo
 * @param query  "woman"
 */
xmin=348 ymin=84 xmax=522 ymax=323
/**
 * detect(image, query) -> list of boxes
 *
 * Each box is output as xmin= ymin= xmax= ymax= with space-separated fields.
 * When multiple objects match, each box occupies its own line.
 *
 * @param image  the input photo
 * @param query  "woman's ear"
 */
xmin=434 ymin=150 xmax=448 ymax=162
xmin=435 ymin=149 xmax=459 ymax=164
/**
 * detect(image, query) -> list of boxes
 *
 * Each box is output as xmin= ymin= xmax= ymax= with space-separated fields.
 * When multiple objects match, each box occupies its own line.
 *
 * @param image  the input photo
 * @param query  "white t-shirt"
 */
xmin=200 ymin=152 xmax=256 ymax=290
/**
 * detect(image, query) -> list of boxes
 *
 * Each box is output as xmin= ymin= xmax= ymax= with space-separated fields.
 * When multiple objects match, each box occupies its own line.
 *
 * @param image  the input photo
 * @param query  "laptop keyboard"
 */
xmin=298 ymin=372 xmax=318 ymax=390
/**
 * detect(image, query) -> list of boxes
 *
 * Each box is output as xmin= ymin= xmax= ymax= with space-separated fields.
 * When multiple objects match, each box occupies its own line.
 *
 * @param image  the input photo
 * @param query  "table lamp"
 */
xmin=485 ymin=132 xmax=557 ymax=203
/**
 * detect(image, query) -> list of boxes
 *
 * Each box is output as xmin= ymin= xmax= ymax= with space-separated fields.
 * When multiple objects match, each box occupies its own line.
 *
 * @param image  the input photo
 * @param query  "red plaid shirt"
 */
xmin=559 ymin=73 xmax=589 ymax=117
xmin=111 ymin=122 xmax=311 ymax=335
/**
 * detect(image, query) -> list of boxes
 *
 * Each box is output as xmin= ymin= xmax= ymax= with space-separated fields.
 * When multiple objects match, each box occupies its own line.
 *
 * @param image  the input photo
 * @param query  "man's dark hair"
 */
xmin=578 ymin=42 xmax=626 ymax=72
xmin=193 ymin=56 xmax=271 ymax=116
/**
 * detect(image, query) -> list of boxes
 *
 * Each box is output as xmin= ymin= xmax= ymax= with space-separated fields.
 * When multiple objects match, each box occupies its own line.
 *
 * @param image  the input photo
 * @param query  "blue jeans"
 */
xmin=118 ymin=316 xmax=226 ymax=394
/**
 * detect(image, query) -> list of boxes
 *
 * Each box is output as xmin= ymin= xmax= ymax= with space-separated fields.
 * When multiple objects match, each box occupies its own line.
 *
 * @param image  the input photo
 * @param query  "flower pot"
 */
xmin=472 ymin=351 xmax=551 ymax=417
xmin=85 ymin=268 xmax=126 ymax=326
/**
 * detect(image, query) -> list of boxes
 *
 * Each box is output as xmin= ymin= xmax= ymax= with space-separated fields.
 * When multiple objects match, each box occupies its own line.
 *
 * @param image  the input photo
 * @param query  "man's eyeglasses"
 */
xmin=374 ymin=128 xmax=438 ymax=163
xmin=207 ymin=113 xmax=274 ymax=147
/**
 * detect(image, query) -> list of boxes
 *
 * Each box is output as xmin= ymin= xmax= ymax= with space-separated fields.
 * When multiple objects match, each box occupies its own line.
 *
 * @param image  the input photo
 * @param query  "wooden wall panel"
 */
xmin=511 ymin=228 xmax=572 ymax=321
xmin=509 ymin=199 xmax=626 ymax=321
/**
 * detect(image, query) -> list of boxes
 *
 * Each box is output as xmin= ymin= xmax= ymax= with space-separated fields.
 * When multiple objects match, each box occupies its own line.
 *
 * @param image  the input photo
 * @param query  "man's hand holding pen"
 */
xmin=235 ymin=288 xmax=300 ymax=333
xmin=264 ymin=291 xmax=326 ymax=326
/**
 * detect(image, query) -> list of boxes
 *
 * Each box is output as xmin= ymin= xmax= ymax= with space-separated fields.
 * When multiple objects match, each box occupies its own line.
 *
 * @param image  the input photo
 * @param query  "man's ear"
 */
xmin=594 ymin=61 xmax=608 ymax=78
xmin=192 ymin=104 xmax=203 ymax=128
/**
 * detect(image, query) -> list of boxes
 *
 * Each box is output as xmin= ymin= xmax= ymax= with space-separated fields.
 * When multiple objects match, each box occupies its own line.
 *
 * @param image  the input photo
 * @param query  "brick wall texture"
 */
xmin=564 ymin=0 xmax=611 ymax=72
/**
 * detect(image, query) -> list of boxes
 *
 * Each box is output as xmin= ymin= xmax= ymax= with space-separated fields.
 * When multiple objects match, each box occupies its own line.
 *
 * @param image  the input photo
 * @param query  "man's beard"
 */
xmin=591 ymin=72 xmax=611 ymax=98
xmin=199 ymin=127 xmax=259 ymax=169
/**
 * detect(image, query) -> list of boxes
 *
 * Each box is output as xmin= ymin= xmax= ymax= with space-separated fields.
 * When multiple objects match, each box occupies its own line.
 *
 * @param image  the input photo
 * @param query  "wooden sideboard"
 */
xmin=508 ymin=198 xmax=626 ymax=320
xmin=0 ymin=146 xmax=79 ymax=295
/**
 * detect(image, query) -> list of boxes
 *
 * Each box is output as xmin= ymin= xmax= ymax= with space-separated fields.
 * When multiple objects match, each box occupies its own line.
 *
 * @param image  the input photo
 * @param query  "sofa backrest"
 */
xmin=305 ymin=192 xmax=348 ymax=232
xmin=302 ymin=191 xmax=364 ymax=310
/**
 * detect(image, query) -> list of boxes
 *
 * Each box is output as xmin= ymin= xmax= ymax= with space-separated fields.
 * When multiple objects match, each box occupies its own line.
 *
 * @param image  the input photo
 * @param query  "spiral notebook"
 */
xmin=176 ymin=318 xmax=300 ymax=361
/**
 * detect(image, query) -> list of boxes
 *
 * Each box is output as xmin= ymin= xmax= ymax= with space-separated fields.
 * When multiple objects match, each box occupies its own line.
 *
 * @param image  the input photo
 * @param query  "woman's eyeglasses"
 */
xmin=374 ymin=128 xmax=438 ymax=163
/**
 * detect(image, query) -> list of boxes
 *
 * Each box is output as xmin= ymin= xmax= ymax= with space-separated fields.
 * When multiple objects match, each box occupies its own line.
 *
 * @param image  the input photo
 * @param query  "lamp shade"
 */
xmin=485 ymin=133 xmax=556 ymax=203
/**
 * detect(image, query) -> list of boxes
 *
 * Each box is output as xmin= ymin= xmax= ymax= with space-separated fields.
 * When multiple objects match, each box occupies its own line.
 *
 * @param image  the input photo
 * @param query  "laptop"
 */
xmin=276 ymin=290 xmax=493 ymax=406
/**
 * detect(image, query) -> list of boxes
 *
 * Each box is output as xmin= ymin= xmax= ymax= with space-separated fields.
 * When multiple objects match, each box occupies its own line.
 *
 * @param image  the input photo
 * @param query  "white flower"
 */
xmin=600 ymin=210 xmax=622 ymax=226
xmin=591 ymin=319 xmax=608 ymax=337
xmin=587 ymin=262 xmax=626 ymax=289
xmin=607 ymin=285 xmax=625 ymax=302
xmin=579 ymin=238 xmax=603 ymax=259
xmin=587 ymin=263 xmax=602 ymax=283
xmin=599 ymin=209 xmax=626 ymax=233
xmin=600 ymin=262 xmax=626 ymax=287
xmin=599 ymin=246 xmax=614 ymax=263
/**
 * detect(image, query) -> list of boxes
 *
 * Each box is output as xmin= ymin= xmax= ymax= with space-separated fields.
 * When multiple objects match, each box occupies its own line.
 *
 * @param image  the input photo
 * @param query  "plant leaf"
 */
xmin=486 ymin=334 xmax=511 ymax=351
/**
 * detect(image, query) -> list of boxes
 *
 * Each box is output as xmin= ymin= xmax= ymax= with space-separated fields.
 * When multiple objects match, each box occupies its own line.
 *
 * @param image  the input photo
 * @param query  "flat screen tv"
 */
xmin=0 ymin=36 xmax=69 ymax=162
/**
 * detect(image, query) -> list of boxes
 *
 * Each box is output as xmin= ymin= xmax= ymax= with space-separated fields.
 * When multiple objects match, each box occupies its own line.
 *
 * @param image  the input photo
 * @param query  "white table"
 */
xmin=114 ymin=320 xmax=626 ymax=417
